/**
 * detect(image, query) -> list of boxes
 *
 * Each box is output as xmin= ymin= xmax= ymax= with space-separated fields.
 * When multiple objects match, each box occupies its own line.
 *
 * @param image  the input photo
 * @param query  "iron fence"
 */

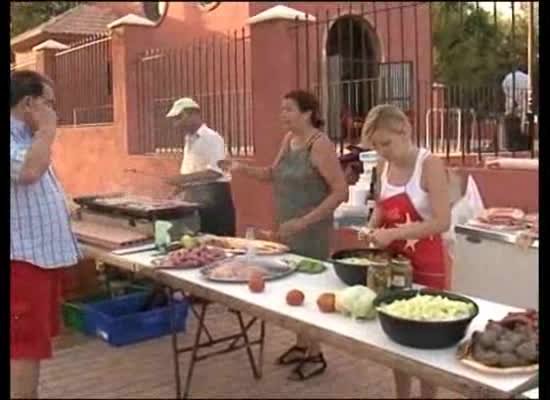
xmin=54 ymin=34 xmax=114 ymax=126
xmin=290 ymin=1 xmax=538 ymax=161
xmin=135 ymin=30 xmax=253 ymax=156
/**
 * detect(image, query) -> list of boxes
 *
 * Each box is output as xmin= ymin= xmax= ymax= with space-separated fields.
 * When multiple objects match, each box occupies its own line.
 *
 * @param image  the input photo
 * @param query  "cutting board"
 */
xmin=71 ymin=220 xmax=153 ymax=250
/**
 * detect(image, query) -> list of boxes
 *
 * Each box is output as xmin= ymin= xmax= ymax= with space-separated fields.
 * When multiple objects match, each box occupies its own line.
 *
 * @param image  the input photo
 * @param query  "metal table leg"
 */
xmin=168 ymin=291 xmax=266 ymax=399
xmin=235 ymin=311 xmax=262 ymax=379
xmin=168 ymin=287 xmax=183 ymax=399
xmin=182 ymin=301 xmax=208 ymax=399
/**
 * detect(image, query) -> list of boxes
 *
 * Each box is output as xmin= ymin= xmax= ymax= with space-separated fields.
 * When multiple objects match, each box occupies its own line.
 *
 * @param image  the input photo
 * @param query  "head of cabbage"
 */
xmin=334 ymin=285 xmax=377 ymax=320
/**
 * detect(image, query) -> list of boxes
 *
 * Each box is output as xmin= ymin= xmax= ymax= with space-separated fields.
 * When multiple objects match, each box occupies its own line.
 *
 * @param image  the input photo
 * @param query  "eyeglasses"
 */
xmin=39 ymin=96 xmax=56 ymax=109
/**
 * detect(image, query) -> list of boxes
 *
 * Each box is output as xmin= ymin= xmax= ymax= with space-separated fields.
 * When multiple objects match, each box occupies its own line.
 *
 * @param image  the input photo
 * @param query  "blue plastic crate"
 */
xmin=62 ymin=285 xmax=152 ymax=335
xmin=83 ymin=292 xmax=189 ymax=347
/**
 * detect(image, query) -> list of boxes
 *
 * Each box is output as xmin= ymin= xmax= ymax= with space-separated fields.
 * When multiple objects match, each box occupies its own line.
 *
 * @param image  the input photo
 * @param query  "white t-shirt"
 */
xmin=180 ymin=124 xmax=229 ymax=182
xmin=502 ymin=70 xmax=528 ymax=115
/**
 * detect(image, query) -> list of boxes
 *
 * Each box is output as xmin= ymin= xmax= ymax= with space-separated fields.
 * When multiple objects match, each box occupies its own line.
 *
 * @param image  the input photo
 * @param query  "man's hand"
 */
xmin=218 ymin=159 xmax=244 ymax=173
xmin=33 ymin=105 xmax=57 ymax=143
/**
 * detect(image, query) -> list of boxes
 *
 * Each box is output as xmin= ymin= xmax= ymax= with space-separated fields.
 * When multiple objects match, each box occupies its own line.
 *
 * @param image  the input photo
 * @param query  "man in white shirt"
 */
xmin=501 ymin=69 xmax=530 ymax=151
xmin=502 ymin=69 xmax=528 ymax=116
xmin=165 ymin=98 xmax=236 ymax=236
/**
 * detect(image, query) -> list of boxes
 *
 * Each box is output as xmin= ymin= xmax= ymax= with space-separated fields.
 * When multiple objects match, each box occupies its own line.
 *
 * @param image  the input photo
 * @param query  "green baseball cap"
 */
xmin=166 ymin=97 xmax=200 ymax=118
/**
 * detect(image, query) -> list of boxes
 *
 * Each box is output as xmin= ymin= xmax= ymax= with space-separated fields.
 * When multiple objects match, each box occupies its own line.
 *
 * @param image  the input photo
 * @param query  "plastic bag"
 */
xmin=442 ymin=175 xmax=485 ymax=257
xmin=155 ymin=220 xmax=173 ymax=251
xmin=464 ymin=175 xmax=485 ymax=219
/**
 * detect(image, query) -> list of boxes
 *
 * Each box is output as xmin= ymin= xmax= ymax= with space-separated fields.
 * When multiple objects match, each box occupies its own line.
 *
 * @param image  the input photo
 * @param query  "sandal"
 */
xmin=288 ymin=352 xmax=327 ymax=381
xmin=276 ymin=345 xmax=308 ymax=365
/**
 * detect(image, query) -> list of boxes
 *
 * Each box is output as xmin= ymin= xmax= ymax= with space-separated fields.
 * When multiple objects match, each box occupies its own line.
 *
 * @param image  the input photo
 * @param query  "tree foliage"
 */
xmin=10 ymin=2 xmax=84 ymax=38
xmin=433 ymin=2 xmax=532 ymax=88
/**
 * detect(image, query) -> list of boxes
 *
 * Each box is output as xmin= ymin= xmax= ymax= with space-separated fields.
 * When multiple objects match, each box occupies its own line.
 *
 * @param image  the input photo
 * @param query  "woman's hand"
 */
xmin=368 ymin=228 xmax=398 ymax=249
xmin=218 ymin=159 xmax=244 ymax=173
xmin=278 ymin=218 xmax=308 ymax=242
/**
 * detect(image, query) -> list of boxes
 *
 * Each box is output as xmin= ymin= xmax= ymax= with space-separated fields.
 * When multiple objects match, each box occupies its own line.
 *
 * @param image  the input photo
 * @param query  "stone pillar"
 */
xmin=108 ymin=14 xmax=156 ymax=154
xmin=32 ymin=40 xmax=69 ymax=82
xmin=247 ymin=5 xmax=316 ymax=165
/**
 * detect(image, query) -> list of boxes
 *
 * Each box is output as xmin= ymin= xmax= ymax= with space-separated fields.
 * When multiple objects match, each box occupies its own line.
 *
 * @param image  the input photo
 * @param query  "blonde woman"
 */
xmin=361 ymin=104 xmax=452 ymax=398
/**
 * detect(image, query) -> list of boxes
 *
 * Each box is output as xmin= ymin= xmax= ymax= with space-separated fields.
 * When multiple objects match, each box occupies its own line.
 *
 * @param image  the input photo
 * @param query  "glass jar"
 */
xmin=390 ymin=255 xmax=413 ymax=290
xmin=367 ymin=262 xmax=392 ymax=295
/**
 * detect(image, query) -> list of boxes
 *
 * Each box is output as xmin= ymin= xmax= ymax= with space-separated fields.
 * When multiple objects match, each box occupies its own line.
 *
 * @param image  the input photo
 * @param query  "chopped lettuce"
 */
xmin=377 ymin=294 xmax=475 ymax=321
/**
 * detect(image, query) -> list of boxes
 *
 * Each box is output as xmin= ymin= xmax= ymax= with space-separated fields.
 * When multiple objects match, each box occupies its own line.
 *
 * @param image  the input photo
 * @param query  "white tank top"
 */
xmin=379 ymin=148 xmax=433 ymax=221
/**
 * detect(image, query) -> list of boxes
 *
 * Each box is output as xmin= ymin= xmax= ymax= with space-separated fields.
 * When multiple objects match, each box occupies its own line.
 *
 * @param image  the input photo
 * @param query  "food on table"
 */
xmin=473 ymin=207 xmax=526 ymax=229
xmin=334 ymin=285 xmax=377 ymax=320
xmin=389 ymin=255 xmax=413 ymax=290
xmin=180 ymin=234 xmax=199 ymax=249
xmin=367 ymin=262 xmax=392 ymax=294
xmin=377 ymin=294 xmax=476 ymax=321
xmin=339 ymin=252 xmax=389 ymax=266
xmin=201 ymin=256 xmax=295 ymax=282
xmin=524 ymin=213 xmax=538 ymax=226
xmin=292 ymin=258 xmax=326 ymax=274
xmin=208 ymin=261 xmax=270 ymax=280
xmin=316 ymin=286 xmax=377 ymax=320
xmin=522 ymin=213 xmax=539 ymax=238
xmin=200 ymin=235 xmax=289 ymax=255
xmin=459 ymin=309 xmax=539 ymax=369
xmin=248 ymin=273 xmax=265 ymax=293
xmin=500 ymin=309 xmax=539 ymax=332
xmin=515 ymin=231 xmax=537 ymax=250
xmin=286 ymin=289 xmax=305 ymax=306
xmin=316 ymin=293 xmax=336 ymax=313
xmin=157 ymin=245 xmax=226 ymax=268
xmin=338 ymin=257 xmax=371 ymax=266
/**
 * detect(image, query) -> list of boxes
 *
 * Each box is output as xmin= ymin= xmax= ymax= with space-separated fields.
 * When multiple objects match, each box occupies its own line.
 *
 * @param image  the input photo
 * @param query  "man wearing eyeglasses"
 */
xmin=10 ymin=70 xmax=81 ymax=398
xmin=165 ymin=97 xmax=236 ymax=236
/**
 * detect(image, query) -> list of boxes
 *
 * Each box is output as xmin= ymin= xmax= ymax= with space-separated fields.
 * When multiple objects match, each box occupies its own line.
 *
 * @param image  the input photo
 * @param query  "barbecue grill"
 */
xmin=71 ymin=193 xmax=201 ymax=250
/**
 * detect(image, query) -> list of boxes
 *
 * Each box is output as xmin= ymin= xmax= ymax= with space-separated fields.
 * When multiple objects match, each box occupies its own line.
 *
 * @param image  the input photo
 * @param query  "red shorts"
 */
xmin=11 ymin=260 xmax=63 ymax=360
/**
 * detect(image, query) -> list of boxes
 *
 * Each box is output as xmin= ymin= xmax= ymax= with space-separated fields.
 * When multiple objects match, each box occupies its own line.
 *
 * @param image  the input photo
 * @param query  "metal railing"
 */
xmin=55 ymin=33 xmax=114 ymax=126
xmin=135 ymin=30 xmax=254 ymax=156
xmin=289 ymin=2 xmax=538 ymax=162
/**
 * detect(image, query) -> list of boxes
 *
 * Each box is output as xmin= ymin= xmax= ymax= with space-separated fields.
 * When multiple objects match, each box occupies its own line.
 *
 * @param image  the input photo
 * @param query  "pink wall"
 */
xmin=138 ymin=2 xmax=250 ymax=49
xmin=52 ymin=125 xmax=176 ymax=198
xmin=454 ymin=167 xmax=538 ymax=213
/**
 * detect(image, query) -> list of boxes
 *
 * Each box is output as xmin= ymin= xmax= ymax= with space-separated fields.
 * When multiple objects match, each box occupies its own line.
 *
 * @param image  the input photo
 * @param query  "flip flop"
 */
xmin=276 ymin=345 xmax=308 ymax=365
xmin=288 ymin=352 xmax=327 ymax=381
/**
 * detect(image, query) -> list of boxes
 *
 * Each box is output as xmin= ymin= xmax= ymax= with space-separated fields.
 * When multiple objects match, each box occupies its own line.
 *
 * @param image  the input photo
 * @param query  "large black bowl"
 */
xmin=373 ymin=289 xmax=479 ymax=349
xmin=329 ymin=248 xmax=390 ymax=286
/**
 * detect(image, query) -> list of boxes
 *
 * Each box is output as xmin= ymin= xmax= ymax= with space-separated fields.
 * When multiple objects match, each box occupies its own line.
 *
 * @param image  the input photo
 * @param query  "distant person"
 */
xmin=11 ymin=70 xmax=82 ymax=399
xmin=165 ymin=97 xmax=236 ymax=236
xmin=502 ymin=69 xmax=528 ymax=116
xmin=501 ymin=69 xmax=529 ymax=151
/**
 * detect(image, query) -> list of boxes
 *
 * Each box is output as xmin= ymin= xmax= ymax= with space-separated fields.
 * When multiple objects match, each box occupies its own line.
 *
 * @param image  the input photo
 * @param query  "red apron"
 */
xmin=379 ymin=192 xmax=451 ymax=290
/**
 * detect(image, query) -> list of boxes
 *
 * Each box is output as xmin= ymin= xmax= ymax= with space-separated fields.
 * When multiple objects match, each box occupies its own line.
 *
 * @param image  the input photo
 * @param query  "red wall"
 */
xmin=139 ymin=2 xmax=250 ymax=49
xmin=52 ymin=125 xmax=176 ymax=198
xmin=453 ymin=167 xmax=538 ymax=213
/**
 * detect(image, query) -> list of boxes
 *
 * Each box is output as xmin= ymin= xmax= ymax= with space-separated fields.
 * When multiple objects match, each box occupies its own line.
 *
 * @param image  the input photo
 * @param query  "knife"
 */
xmin=112 ymin=241 xmax=184 ymax=256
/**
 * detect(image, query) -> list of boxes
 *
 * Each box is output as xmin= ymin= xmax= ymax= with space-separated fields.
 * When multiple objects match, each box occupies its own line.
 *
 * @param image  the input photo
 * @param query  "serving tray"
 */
xmin=456 ymin=339 xmax=538 ymax=375
xmin=200 ymin=256 xmax=296 ymax=283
